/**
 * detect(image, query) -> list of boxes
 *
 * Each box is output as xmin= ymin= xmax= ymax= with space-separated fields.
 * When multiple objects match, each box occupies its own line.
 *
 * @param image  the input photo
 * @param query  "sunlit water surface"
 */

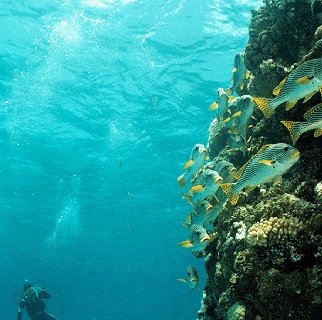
xmin=0 ymin=1 xmax=261 ymax=319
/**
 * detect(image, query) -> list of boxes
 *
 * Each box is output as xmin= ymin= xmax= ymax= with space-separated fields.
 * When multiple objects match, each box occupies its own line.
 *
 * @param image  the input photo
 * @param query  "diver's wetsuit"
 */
xmin=17 ymin=286 xmax=59 ymax=320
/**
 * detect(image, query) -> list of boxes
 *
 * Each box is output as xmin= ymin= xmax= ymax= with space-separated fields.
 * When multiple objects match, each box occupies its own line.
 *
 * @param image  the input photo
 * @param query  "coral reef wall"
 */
xmin=197 ymin=1 xmax=322 ymax=319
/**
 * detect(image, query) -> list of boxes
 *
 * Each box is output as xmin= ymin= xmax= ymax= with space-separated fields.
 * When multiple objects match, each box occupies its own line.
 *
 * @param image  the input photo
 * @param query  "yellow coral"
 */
xmin=247 ymin=216 xmax=303 ymax=247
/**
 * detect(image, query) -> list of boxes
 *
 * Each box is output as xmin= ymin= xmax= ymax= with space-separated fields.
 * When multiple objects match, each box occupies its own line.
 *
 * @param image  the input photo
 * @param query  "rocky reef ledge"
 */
xmin=197 ymin=1 xmax=322 ymax=319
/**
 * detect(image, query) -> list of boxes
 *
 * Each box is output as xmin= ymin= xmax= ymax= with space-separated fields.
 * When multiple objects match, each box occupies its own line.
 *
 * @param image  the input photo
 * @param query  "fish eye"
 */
xmin=196 ymin=231 xmax=200 ymax=236
xmin=283 ymin=146 xmax=289 ymax=151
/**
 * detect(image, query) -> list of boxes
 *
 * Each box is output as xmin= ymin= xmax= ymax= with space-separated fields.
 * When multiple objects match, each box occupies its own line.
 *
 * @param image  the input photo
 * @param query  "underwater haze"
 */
xmin=0 ymin=1 xmax=261 ymax=319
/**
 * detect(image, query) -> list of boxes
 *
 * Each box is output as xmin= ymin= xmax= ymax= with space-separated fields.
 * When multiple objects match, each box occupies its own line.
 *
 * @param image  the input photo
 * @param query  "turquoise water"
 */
xmin=0 ymin=1 xmax=261 ymax=319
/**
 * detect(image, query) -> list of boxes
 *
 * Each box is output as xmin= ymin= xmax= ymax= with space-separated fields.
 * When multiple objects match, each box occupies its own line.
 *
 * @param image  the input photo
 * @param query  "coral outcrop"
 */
xmin=195 ymin=1 xmax=322 ymax=319
xmin=244 ymin=0 xmax=317 ymax=97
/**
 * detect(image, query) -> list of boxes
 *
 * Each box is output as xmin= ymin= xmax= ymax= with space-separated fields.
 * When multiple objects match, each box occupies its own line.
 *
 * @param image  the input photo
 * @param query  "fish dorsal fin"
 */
xmin=285 ymin=100 xmax=298 ymax=111
xmin=257 ymin=144 xmax=272 ymax=153
xmin=273 ymin=78 xmax=286 ymax=96
xmin=303 ymin=102 xmax=322 ymax=120
xmin=183 ymin=159 xmax=194 ymax=170
xmin=303 ymin=92 xmax=316 ymax=104
xmin=234 ymin=144 xmax=271 ymax=180
xmin=233 ymin=161 xmax=249 ymax=181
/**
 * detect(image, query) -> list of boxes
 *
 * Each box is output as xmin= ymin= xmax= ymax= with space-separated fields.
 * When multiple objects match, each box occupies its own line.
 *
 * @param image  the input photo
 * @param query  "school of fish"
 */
xmin=176 ymin=53 xmax=322 ymax=290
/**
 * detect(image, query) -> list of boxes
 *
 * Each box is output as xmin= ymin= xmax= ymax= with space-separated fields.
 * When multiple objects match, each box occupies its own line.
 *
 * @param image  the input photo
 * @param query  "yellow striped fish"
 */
xmin=220 ymin=143 xmax=300 ymax=205
xmin=254 ymin=58 xmax=322 ymax=118
xmin=281 ymin=102 xmax=322 ymax=144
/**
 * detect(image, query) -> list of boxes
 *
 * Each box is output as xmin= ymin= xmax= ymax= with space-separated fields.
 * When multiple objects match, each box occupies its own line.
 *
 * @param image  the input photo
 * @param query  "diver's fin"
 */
xmin=280 ymin=120 xmax=302 ymax=144
xmin=285 ymin=100 xmax=297 ymax=111
xmin=253 ymin=97 xmax=274 ymax=118
xmin=219 ymin=183 xmax=239 ymax=205
xmin=178 ymin=240 xmax=194 ymax=248
xmin=177 ymin=174 xmax=186 ymax=188
xmin=273 ymin=78 xmax=286 ymax=96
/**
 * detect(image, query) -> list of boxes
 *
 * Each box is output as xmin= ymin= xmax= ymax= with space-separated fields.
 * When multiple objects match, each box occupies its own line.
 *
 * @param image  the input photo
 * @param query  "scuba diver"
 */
xmin=17 ymin=280 xmax=59 ymax=320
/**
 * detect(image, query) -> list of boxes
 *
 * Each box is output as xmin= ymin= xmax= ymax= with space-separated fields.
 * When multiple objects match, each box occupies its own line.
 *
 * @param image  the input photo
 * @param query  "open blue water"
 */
xmin=0 ymin=1 xmax=261 ymax=319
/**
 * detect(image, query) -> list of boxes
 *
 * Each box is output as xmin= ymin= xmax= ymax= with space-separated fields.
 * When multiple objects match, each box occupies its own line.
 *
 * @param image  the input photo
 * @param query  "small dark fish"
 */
xmin=151 ymin=96 xmax=158 ymax=111
xmin=154 ymin=211 xmax=159 ymax=221
xmin=117 ymin=159 xmax=123 ymax=168
xmin=127 ymin=222 xmax=134 ymax=230
xmin=127 ymin=192 xmax=135 ymax=199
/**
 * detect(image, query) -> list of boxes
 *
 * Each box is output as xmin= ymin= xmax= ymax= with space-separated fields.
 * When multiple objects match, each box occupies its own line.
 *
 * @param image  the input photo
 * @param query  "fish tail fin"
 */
xmin=219 ymin=183 xmax=238 ymax=205
xmin=314 ymin=128 xmax=322 ymax=138
xmin=209 ymin=102 xmax=219 ymax=110
xmin=177 ymin=174 xmax=186 ymax=188
xmin=280 ymin=120 xmax=302 ymax=144
xmin=225 ymin=88 xmax=233 ymax=95
xmin=253 ymin=97 xmax=274 ymax=118
xmin=183 ymin=194 xmax=194 ymax=206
